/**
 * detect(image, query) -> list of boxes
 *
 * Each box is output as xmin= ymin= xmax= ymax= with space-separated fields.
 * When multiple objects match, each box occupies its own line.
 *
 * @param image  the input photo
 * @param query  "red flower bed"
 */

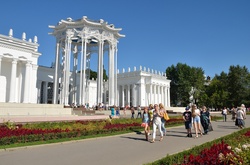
xmin=0 ymin=127 xmax=69 ymax=139
xmin=244 ymin=130 xmax=250 ymax=137
xmin=0 ymin=121 xmax=142 ymax=145
xmin=180 ymin=141 xmax=243 ymax=165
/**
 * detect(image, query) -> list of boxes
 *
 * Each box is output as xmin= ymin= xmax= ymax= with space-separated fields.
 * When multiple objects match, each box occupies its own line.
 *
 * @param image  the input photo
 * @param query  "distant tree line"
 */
xmin=166 ymin=63 xmax=250 ymax=109
xmin=79 ymin=65 xmax=108 ymax=81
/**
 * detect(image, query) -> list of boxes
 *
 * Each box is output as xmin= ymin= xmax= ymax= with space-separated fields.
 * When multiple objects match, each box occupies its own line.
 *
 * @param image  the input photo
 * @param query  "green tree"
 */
xmin=82 ymin=67 xmax=108 ymax=81
xmin=166 ymin=63 xmax=205 ymax=107
xmin=227 ymin=65 xmax=250 ymax=107
xmin=205 ymin=76 xmax=229 ymax=110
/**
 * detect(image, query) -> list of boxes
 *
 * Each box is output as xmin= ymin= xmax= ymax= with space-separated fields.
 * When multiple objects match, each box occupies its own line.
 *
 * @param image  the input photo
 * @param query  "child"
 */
xmin=141 ymin=107 xmax=151 ymax=141
xmin=183 ymin=106 xmax=192 ymax=137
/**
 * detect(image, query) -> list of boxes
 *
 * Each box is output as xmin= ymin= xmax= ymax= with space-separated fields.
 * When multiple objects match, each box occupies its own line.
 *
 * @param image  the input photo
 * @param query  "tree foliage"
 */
xmin=166 ymin=63 xmax=250 ymax=109
xmin=80 ymin=66 xmax=108 ymax=81
xmin=166 ymin=63 xmax=205 ymax=107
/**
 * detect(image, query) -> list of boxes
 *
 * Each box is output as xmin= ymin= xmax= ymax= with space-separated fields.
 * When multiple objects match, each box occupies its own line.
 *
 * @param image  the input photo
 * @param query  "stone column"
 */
xmin=158 ymin=85 xmax=160 ymax=104
xmin=127 ymin=84 xmax=130 ymax=106
xmin=82 ymin=39 xmax=88 ymax=105
xmin=97 ymin=40 xmax=104 ymax=105
xmin=150 ymin=84 xmax=152 ymax=104
xmin=108 ymin=43 xmax=115 ymax=106
xmin=60 ymin=50 xmax=65 ymax=105
xmin=64 ymin=30 xmax=73 ymax=105
xmin=132 ymin=84 xmax=136 ymax=107
xmin=0 ymin=55 xmax=2 ymax=75
xmin=138 ymin=83 xmax=141 ymax=106
xmin=161 ymin=85 xmax=164 ymax=105
xmin=79 ymin=38 xmax=84 ymax=106
xmin=53 ymin=40 xmax=60 ymax=104
xmin=9 ymin=59 xmax=17 ymax=102
xmin=117 ymin=85 xmax=120 ymax=107
xmin=154 ymin=84 xmax=156 ymax=104
xmin=121 ymin=85 xmax=124 ymax=107
xmin=114 ymin=47 xmax=118 ymax=106
xmin=72 ymin=49 xmax=78 ymax=105
xmin=23 ymin=61 xmax=31 ymax=103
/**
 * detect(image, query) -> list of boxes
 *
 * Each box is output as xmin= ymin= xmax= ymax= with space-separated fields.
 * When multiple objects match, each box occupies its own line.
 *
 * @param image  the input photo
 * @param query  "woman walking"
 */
xmin=159 ymin=103 xmax=167 ymax=136
xmin=236 ymin=107 xmax=246 ymax=129
xmin=141 ymin=107 xmax=151 ymax=141
xmin=191 ymin=104 xmax=203 ymax=138
xmin=200 ymin=106 xmax=211 ymax=135
xmin=150 ymin=104 xmax=164 ymax=143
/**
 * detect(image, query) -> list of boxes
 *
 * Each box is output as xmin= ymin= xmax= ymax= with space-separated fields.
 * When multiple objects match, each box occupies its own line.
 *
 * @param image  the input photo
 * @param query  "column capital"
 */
xmin=26 ymin=60 xmax=32 ymax=65
xmin=12 ymin=58 xmax=18 ymax=64
xmin=32 ymin=64 xmax=38 ymax=70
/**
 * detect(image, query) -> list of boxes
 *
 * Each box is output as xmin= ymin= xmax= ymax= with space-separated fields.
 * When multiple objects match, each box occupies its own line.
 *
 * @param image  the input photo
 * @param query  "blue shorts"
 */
xmin=185 ymin=122 xmax=192 ymax=129
xmin=193 ymin=116 xmax=200 ymax=123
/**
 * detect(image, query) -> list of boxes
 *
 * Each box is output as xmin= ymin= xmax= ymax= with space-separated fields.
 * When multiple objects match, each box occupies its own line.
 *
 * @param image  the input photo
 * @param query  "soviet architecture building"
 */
xmin=0 ymin=17 xmax=171 ymax=110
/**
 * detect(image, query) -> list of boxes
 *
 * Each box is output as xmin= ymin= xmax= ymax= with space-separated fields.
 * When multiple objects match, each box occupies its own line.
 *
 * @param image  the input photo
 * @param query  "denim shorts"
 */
xmin=185 ymin=122 xmax=192 ymax=129
xmin=193 ymin=116 xmax=200 ymax=123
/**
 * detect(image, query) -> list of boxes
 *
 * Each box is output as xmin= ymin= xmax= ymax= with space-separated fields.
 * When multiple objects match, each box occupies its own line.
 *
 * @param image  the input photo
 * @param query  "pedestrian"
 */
xmin=141 ymin=107 xmax=151 ymax=141
xmin=200 ymin=106 xmax=211 ymax=135
xmin=241 ymin=104 xmax=247 ymax=120
xmin=222 ymin=107 xmax=228 ymax=122
xmin=130 ymin=106 xmax=135 ymax=119
xmin=116 ymin=106 xmax=120 ymax=116
xmin=191 ymin=104 xmax=203 ymax=138
xmin=150 ymin=104 xmax=164 ymax=143
xmin=148 ymin=104 xmax=154 ymax=122
xmin=136 ymin=105 xmax=142 ymax=118
xmin=159 ymin=103 xmax=167 ymax=136
xmin=236 ymin=107 xmax=246 ymax=129
xmin=183 ymin=106 xmax=192 ymax=137
xmin=231 ymin=107 xmax=237 ymax=121
xmin=123 ymin=105 xmax=128 ymax=116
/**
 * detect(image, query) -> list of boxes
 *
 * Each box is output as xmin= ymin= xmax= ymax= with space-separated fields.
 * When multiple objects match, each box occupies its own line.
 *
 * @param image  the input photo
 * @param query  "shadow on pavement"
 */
xmin=120 ymin=135 xmax=147 ymax=142
xmin=217 ymin=125 xmax=239 ymax=129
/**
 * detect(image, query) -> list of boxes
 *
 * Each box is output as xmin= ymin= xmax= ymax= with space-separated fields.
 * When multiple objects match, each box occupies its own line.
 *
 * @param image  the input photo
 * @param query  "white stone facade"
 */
xmin=0 ymin=29 xmax=41 ymax=103
xmin=0 ymin=17 xmax=171 ymax=109
xmin=49 ymin=17 xmax=124 ymax=107
xmin=117 ymin=67 xmax=170 ymax=107
xmin=37 ymin=65 xmax=170 ymax=108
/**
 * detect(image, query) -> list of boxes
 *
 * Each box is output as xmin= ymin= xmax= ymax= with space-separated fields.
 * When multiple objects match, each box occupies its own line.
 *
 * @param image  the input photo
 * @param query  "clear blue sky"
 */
xmin=1 ymin=0 xmax=250 ymax=78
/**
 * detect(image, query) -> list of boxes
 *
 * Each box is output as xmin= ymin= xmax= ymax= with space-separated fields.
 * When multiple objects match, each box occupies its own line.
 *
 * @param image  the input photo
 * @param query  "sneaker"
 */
xmin=189 ymin=133 xmax=192 ymax=138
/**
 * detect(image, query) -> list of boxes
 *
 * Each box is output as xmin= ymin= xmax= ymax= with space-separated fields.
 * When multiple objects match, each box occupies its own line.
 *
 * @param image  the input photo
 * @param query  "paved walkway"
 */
xmin=0 ymin=115 xmax=249 ymax=165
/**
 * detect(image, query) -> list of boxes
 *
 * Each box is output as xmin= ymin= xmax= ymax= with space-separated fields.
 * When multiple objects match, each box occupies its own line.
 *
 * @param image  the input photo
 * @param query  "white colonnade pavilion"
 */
xmin=117 ymin=67 xmax=171 ymax=108
xmin=0 ymin=29 xmax=40 ymax=103
xmin=49 ymin=16 xmax=124 ymax=106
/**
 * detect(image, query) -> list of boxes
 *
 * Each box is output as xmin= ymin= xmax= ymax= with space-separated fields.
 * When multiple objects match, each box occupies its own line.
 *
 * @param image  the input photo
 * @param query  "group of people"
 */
xmin=112 ymin=103 xmax=247 ymax=142
xmin=228 ymin=104 xmax=247 ymax=129
xmin=141 ymin=103 xmax=168 ymax=143
xmin=220 ymin=104 xmax=247 ymax=129
xmin=234 ymin=104 xmax=247 ymax=129
xmin=183 ymin=104 xmax=211 ymax=138
xmin=183 ymin=103 xmax=248 ymax=139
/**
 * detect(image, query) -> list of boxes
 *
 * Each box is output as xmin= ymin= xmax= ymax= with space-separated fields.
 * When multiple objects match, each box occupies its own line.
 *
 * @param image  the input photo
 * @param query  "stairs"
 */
xmin=0 ymin=103 xmax=72 ymax=116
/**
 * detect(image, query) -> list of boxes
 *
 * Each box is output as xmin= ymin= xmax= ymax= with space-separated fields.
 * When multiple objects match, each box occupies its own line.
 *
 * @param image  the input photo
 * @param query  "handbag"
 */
xmin=208 ymin=123 xmax=213 ymax=131
xmin=163 ymin=112 xmax=170 ymax=121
